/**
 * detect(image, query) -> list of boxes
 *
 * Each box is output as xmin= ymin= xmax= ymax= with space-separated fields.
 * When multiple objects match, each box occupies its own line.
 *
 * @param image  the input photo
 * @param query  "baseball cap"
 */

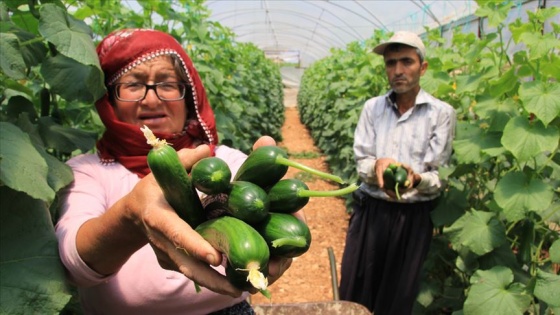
xmin=373 ymin=31 xmax=426 ymax=59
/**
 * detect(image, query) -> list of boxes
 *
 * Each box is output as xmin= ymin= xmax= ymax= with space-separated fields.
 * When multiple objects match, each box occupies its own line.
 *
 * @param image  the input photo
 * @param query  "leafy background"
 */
xmin=1 ymin=0 xmax=559 ymax=314
xmin=298 ymin=2 xmax=560 ymax=314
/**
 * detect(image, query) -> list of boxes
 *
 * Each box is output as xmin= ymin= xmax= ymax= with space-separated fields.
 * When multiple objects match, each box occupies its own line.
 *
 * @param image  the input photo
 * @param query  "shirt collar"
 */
xmin=385 ymin=88 xmax=430 ymax=109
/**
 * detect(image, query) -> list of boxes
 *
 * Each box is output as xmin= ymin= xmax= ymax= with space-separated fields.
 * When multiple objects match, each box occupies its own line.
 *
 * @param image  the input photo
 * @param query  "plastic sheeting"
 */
xmin=206 ymin=0 xmax=559 ymax=86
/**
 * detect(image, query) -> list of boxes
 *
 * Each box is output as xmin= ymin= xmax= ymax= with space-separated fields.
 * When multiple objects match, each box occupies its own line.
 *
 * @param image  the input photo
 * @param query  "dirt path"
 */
xmin=250 ymin=89 xmax=351 ymax=305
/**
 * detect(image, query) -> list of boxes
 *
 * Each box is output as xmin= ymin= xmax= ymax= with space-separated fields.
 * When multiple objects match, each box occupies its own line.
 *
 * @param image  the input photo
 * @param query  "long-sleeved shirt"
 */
xmin=55 ymin=145 xmax=250 ymax=315
xmin=354 ymin=89 xmax=456 ymax=202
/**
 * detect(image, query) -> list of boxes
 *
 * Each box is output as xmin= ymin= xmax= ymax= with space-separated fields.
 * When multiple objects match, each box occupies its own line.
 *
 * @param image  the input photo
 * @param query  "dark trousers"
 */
xmin=339 ymin=190 xmax=434 ymax=315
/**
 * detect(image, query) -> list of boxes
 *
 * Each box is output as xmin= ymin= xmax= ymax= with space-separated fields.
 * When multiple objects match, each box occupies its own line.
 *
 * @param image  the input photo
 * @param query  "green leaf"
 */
xmin=453 ymin=122 xmax=502 ymax=163
xmin=501 ymin=116 xmax=559 ymax=162
xmin=38 ymin=4 xmax=98 ymax=67
xmin=41 ymin=151 xmax=74 ymax=196
xmin=533 ymin=269 xmax=560 ymax=308
xmin=518 ymin=81 xmax=560 ymax=127
xmin=38 ymin=117 xmax=98 ymax=154
xmin=477 ymin=243 xmax=518 ymax=271
xmin=431 ymin=187 xmax=468 ymax=227
xmin=475 ymin=2 xmax=510 ymax=28
xmin=518 ymin=32 xmax=560 ymax=61
xmin=494 ymin=171 xmax=554 ymax=221
xmin=464 ymin=266 xmax=531 ymax=315
xmin=508 ymin=19 xmax=534 ymax=44
xmin=455 ymin=72 xmax=484 ymax=94
xmin=0 ymin=187 xmax=71 ymax=314
xmin=444 ymin=210 xmax=507 ymax=256
xmin=0 ymin=122 xmax=54 ymax=202
xmin=474 ymin=96 xmax=517 ymax=132
xmin=541 ymin=54 xmax=560 ymax=81
xmin=550 ymin=239 xmax=560 ymax=264
xmin=5 ymin=95 xmax=38 ymax=122
xmin=40 ymin=54 xmax=105 ymax=103
xmin=487 ymin=67 xmax=518 ymax=98
xmin=0 ymin=32 xmax=27 ymax=79
xmin=11 ymin=27 xmax=48 ymax=68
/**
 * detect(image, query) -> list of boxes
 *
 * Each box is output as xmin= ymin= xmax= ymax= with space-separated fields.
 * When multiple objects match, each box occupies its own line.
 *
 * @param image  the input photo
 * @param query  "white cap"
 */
xmin=373 ymin=31 xmax=426 ymax=59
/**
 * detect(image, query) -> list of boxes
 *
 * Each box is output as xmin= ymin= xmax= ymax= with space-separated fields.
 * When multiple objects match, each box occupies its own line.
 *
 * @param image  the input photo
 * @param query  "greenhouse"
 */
xmin=1 ymin=0 xmax=559 ymax=314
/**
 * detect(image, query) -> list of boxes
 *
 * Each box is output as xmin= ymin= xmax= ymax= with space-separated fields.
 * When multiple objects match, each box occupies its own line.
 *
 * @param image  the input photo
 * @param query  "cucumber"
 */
xmin=141 ymin=126 xmax=205 ymax=227
xmin=382 ymin=162 xmax=410 ymax=200
xmin=191 ymin=157 xmax=232 ymax=195
xmin=268 ymin=179 xmax=359 ymax=214
xmin=382 ymin=167 xmax=396 ymax=191
xmin=195 ymin=216 xmax=270 ymax=291
xmin=226 ymin=181 xmax=270 ymax=224
xmin=394 ymin=167 xmax=408 ymax=186
xmin=233 ymin=146 xmax=345 ymax=190
xmin=255 ymin=213 xmax=312 ymax=258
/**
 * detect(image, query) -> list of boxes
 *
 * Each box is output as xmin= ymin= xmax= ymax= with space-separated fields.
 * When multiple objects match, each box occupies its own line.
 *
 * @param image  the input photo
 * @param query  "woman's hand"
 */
xmin=129 ymin=145 xmax=249 ymax=297
xmin=76 ymin=144 xmax=243 ymax=297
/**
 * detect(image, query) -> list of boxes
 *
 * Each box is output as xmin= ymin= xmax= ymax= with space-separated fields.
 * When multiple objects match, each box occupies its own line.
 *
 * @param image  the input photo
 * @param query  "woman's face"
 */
xmin=113 ymin=55 xmax=187 ymax=134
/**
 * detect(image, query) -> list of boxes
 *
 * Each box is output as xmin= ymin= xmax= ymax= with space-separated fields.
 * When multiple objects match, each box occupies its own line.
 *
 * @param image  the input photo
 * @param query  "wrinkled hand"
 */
xmin=130 ymin=135 xmax=297 ymax=296
xmin=374 ymin=157 xmax=398 ymax=189
xmin=375 ymin=158 xmax=417 ymax=199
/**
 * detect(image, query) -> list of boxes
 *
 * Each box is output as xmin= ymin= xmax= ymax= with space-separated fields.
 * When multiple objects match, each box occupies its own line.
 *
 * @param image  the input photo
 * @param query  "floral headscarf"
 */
xmin=94 ymin=29 xmax=218 ymax=178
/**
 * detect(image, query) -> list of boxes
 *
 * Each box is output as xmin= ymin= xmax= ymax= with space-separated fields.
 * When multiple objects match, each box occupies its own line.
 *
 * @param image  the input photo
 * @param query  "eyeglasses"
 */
xmin=111 ymin=82 xmax=188 ymax=102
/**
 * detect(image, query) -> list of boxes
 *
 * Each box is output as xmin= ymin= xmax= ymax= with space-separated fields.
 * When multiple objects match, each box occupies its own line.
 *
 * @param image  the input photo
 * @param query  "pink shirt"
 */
xmin=55 ymin=145 xmax=250 ymax=314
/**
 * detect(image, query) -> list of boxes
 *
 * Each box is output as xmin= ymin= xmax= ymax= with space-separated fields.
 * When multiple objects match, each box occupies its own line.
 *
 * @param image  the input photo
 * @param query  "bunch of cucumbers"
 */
xmin=382 ymin=162 xmax=410 ymax=200
xmin=141 ymin=126 xmax=357 ymax=296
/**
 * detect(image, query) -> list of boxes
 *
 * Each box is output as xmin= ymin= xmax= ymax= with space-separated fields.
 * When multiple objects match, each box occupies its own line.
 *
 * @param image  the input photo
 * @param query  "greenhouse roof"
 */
xmin=206 ymin=0 xmax=481 ymax=68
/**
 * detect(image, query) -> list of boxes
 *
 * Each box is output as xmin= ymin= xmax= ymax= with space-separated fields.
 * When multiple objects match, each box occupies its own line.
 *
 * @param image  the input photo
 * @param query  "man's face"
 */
xmin=383 ymin=46 xmax=427 ymax=95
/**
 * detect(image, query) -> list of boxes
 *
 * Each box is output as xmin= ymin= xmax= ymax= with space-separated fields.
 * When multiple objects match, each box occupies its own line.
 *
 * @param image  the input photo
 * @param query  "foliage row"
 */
xmin=298 ymin=1 xmax=560 ymax=314
xmin=0 ymin=0 xmax=284 ymax=313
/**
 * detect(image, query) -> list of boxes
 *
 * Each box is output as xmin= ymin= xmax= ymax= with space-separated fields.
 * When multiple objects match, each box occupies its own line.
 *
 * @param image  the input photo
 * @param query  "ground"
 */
xmin=250 ymin=89 xmax=352 ymax=306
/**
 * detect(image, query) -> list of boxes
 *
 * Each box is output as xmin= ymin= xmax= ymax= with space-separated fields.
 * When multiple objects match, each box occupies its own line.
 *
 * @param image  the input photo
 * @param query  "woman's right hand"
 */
xmin=125 ymin=144 xmax=245 ymax=297
xmin=76 ymin=144 xmax=244 ymax=297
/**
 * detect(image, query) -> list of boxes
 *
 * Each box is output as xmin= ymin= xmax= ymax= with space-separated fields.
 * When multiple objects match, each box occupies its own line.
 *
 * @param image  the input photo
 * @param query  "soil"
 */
xmin=250 ymin=88 xmax=352 ymax=306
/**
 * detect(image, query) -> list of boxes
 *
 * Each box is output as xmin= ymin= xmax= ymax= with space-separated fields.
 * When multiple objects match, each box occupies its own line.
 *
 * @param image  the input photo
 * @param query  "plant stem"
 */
xmin=275 ymin=156 xmax=345 ymax=184
xmin=271 ymin=236 xmax=307 ymax=248
xmin=296 ymin=183 xmax=358 ymax=197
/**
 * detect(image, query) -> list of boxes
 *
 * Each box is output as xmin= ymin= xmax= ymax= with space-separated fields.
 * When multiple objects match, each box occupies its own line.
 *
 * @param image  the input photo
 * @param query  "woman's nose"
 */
xmin=141 ymin=88 xmax=160 ymax=107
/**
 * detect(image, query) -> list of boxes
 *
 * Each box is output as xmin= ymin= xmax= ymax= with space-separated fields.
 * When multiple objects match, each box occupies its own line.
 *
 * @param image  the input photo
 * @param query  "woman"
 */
xmin=55 ymin=29 xmax=296 ymax=314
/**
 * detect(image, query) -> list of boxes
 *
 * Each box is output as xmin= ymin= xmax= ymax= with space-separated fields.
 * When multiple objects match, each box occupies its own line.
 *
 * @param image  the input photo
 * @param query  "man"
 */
xmin=339 ymin=31 xmax=456 ymax=315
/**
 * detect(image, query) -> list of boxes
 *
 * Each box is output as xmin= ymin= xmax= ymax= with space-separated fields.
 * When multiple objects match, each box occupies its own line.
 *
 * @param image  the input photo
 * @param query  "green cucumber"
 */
xmin=382 ymin=167 xmax=396 ymax=191
xmin=195 ymin=216 xmax=270 ymax=291
xmin=268 ymin=179 xmax=359 ymax=214
xmin=255 ymin=213 xmax=312 ymax=258
xmin=394 ymin=167 xmax=408 ymax=186
xmin=191 ymin=157 xmax=232 ymax=195
xmin=233 ymin=146 xmax=345 ymax=189
xmin=225 ymin=181 xmax=269 ymax=224
xmin=141 ymin=126 xmax=205 ymax=227
xmin=382 ymin=162 xmax=410 ymax=200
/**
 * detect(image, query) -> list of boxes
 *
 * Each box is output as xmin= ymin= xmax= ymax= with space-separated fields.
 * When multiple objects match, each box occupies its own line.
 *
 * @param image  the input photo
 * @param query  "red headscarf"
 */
xmin=94 ymin=29 xmax=218 ymax=178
